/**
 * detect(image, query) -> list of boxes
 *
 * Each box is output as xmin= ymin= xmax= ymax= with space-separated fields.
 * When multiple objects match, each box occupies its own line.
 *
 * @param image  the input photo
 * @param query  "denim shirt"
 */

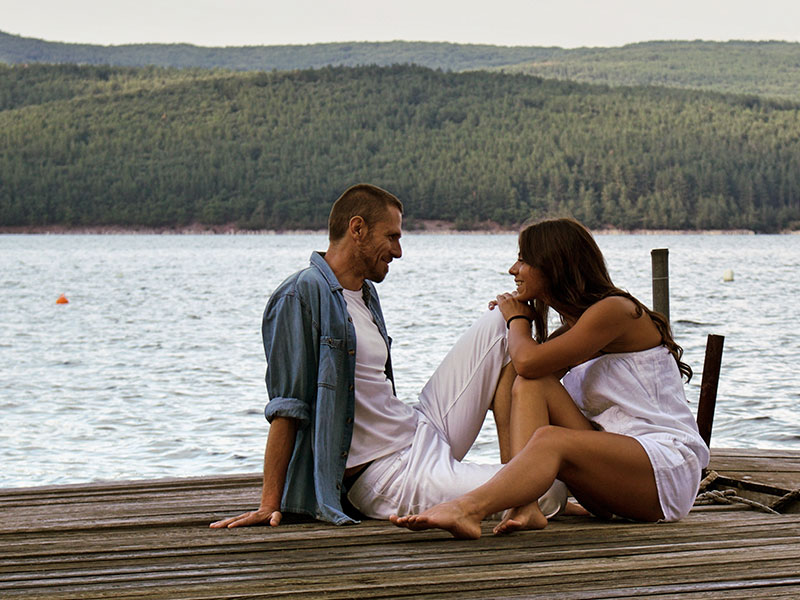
xmin=262 ymin=251 xmax=395 ymax=525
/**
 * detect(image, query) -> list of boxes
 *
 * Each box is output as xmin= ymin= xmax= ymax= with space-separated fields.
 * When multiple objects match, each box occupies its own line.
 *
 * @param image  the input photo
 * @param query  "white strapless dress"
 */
xmin=562 ymin=345 xmax=709 ymax=521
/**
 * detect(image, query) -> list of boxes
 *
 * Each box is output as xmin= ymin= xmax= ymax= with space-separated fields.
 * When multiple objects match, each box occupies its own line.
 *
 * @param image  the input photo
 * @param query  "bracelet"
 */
xmin=506 ymin=314 xmax=533 ymax=329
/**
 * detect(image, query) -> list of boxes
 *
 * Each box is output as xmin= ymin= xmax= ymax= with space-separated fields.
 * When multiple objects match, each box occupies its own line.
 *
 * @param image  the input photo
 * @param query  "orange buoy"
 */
xmin=56 ymin=293 xmax=69 ymax=304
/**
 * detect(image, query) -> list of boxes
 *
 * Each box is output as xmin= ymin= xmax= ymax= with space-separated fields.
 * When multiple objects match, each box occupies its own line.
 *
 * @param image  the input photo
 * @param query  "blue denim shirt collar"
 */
xmin=310 ymin=251 xmax=343 ymax=292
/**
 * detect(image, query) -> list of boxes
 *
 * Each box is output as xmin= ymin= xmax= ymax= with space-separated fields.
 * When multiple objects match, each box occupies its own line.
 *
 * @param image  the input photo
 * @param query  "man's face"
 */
xmin=358 ymin=206 xmax=403 ymax=283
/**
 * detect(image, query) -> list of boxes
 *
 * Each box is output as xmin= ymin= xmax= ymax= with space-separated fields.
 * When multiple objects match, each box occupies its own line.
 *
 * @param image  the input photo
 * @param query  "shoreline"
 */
xmin=0 ymin=221 xmax=780 ymax=235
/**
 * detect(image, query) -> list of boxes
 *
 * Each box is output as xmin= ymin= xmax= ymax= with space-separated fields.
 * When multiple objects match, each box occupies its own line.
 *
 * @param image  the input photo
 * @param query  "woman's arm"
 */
xmin=499 ymin=295 xmax=648 ymax=379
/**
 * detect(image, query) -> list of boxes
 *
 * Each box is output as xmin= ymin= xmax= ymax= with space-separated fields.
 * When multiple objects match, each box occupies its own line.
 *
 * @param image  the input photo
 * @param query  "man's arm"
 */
xmin=211 ymin=284 xmax=315 ymax=529
xmin=210 ymin=417 xmax=298 ymax=528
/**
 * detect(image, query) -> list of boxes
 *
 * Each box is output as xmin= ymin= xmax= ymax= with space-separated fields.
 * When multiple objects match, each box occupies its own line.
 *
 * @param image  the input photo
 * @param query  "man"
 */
xmin=211 ymin=183 xmax=564 ymax=528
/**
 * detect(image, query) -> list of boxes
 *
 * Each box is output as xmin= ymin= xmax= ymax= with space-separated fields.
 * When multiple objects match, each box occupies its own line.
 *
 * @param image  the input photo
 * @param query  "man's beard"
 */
xmin=357 ymin=240 xmax=388 ymax=283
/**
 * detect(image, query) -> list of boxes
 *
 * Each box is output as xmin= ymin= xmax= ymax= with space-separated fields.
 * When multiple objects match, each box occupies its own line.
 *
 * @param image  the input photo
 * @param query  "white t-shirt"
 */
xmin=342 ymin=288 xmax=417 ymax=467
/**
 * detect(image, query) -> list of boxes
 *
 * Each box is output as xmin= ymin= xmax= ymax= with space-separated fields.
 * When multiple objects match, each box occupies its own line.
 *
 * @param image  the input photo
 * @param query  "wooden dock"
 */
xmin=2 ymin=448 xmax=799 ymax=599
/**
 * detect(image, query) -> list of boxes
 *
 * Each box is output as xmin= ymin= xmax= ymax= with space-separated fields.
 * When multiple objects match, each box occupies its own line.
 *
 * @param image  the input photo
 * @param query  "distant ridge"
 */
xmin=504 ymin=40 xmax=800 ymax=100
xmin=0 ymin=31 xmax=560 ymax=72
xmin=2 ymin=31 xmax=799 ymax=99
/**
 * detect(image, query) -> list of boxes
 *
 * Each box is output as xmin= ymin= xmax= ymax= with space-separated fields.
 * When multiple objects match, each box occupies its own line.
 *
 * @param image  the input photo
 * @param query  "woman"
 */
xmin=391 ymin=218 xmax=709 ymax=539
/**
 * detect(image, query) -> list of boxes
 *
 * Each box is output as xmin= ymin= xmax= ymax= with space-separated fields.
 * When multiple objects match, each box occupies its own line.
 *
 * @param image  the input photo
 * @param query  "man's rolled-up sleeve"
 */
xmin=262 ymin=292 xmax=316 ymax=428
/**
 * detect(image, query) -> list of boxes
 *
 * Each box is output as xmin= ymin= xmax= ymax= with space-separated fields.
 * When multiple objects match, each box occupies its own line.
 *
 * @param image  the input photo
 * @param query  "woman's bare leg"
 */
xmin=495 ymin=375 xmax=595 ymax=532
xmin=490 ymin=362 xmax=516 ymax=464
xmin=391 ymin=425 xmax=662 ymax=539
xmin=509 ymin=375 xmax=594 ymax=452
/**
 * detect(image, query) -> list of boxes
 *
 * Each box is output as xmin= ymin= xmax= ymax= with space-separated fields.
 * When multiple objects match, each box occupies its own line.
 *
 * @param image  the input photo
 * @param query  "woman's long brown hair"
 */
xmin=518 ymin=218 xmax=692 ymax=381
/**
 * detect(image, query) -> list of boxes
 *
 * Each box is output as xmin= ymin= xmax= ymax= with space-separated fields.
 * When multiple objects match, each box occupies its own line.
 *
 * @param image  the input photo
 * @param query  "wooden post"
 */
xmin=651 ymin=248 xmax=670 ymax=323
xmin=697 ymin=334 xmax=725 ymax=448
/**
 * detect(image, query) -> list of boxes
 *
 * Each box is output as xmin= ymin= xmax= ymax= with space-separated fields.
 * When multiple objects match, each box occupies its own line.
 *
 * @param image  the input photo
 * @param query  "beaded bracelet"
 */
xmin=506 ymin=314 xmax=533 ymax=329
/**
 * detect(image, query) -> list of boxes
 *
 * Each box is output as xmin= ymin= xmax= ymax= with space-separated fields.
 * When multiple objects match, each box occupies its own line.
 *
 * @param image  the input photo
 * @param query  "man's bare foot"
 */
xmin=390 ymin=499 xmax=483 ymax=540
xmin=492 ymin=502 xmax=547 ymax=535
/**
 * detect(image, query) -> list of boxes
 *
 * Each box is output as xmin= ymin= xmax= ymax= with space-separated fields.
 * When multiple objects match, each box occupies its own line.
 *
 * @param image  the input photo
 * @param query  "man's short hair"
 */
xmin=328 ymin=184 xmax=403 ymax=242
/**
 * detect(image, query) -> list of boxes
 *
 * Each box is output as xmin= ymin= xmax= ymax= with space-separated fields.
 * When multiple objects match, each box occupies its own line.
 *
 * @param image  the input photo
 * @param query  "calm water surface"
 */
xmin=1 ymin=233 xmax=798 ymax=488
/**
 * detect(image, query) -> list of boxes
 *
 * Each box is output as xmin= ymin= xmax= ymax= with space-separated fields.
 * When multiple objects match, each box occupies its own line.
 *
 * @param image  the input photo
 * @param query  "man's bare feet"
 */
xmin=390 ymin=499 xmax=484 ymax=540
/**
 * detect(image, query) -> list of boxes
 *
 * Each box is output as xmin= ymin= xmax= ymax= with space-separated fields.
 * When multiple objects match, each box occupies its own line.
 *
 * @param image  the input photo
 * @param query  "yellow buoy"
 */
xmin=722 ymin=269 xmax=734 ymax=282
xmin=56 ymin=293 xmax=69 ymax=304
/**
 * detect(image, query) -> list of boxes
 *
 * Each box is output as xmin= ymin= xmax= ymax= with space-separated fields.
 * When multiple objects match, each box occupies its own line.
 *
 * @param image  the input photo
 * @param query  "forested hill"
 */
xmin=2 ymin=64 xmax=798 ymax=232
xmin=3 ymin=32 xmax=800 ymax=100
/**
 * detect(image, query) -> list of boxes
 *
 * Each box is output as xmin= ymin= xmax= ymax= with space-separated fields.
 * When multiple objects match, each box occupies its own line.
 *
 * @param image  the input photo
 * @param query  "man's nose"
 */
xmin=393 ymin=242 xmax=402 ymax=259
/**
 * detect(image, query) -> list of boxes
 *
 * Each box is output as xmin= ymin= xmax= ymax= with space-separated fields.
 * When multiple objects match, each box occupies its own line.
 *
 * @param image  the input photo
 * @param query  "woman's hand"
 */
xmin=493 ymin=292 xmax=534 ymax=323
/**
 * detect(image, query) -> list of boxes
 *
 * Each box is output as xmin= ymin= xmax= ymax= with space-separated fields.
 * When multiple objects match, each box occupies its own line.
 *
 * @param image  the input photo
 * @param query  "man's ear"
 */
xmin=348 ymin=215 xmax=367 ymax=241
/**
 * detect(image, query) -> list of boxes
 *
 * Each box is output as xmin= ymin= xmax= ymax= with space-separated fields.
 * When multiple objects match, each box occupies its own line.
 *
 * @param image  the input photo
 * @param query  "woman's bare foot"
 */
xmin=493 ymin=502 xmax=548 ymax=535
xmin=564 ymin=501 xmax=590 ymax=516
xmin=492 ymin=499 xmax=590 ymax=535
xmin=493 ymin=498 xmax=592 ymax=535
xmin=390 ymin=499 xmax=484 ymax=539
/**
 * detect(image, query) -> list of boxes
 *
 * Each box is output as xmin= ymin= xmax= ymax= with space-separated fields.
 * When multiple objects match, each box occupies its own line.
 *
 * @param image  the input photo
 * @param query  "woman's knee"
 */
xmin=528 ymin=424 xmax=565 ymax=449
xmin=515 ymin=425 xmax=570 ymax=476
xmin=511 ymin=374 xmax=559 ymax=401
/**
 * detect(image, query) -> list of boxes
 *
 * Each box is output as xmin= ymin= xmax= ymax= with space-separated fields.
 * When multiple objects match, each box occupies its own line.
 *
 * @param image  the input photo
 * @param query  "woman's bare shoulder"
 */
xmin=584 ymin=295 xmax=641 ymax=319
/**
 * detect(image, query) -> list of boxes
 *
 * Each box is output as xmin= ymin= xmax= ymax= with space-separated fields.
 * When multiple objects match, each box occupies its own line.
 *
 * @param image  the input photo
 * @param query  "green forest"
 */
xmin=2 ymin=63 xmax=799 ymax=231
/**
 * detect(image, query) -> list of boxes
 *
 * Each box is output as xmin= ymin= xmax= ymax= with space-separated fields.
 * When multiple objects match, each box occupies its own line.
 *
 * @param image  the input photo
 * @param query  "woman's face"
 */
xmin=509 ymin=256 xmax=549 ymax=302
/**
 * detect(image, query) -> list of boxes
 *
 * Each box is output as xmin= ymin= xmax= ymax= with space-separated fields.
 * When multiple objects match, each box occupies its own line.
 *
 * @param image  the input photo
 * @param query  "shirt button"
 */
xmin=336 ymin=483 xmax=341 ymax=490
xmin=348 ymin=350 xmax=355 ymax=356
xmin=348 ymin=317 xmax=353 ymax=323
xmin=346 ymin=417 xmax=353 ymax=424
xmin=349 ymin=385 xmax=354 ymax=392
xmin=341 ymin=451 xmax=348 ymax=458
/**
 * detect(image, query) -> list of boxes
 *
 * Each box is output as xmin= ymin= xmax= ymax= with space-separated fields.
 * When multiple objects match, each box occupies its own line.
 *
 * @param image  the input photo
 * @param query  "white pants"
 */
xmin=347 ymin=309 xmax=567 ymax=519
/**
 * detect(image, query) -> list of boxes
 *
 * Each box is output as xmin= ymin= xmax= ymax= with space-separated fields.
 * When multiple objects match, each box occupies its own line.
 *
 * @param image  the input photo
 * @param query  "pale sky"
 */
xmin=2 ymin=0 xmax=799 ymax=48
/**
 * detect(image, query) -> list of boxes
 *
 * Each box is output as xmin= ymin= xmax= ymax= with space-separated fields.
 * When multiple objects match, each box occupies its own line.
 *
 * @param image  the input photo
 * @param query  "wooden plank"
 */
xmin=709 ymin=448 xmax=800 ymax=460
xmin=2 ymin=513 xmax=798 ymax=570
xmin=4 ymin=520 xmax=798 ymax=575
xmin=3 ymin=511 xmax=797 ymax=559
xmin=7 ymin=555 xmax=800 ymax=600
xmin=4 ymin=519 xmax=799 ymax=581
xmin=0 ymin=473 xmax=262 ymax=497
xmin=6 ymin=542 xmax=800 ymax=593
xmin=709 ymin=458 xmax=800 ymax=474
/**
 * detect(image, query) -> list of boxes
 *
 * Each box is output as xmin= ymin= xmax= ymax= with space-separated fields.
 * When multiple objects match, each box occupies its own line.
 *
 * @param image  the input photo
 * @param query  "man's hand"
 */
xmin=209 ymin=417 xmax=297 ymax=530
xmin=210 ymin=506 xmax=282 ymax=529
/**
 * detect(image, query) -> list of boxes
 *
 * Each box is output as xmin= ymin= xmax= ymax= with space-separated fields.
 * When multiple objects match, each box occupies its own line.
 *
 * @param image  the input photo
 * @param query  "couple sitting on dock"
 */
xmin=211 ymin=183 xmax=709 ymax=539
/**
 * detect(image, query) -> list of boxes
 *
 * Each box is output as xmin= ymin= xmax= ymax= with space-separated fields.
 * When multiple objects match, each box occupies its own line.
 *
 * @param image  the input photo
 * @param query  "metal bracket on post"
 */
xmin=651 ymin=248 xmax=670 ymax=323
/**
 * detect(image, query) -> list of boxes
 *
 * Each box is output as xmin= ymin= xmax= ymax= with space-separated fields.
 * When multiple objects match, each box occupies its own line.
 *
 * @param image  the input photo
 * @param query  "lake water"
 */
xmin=1 ymin=233 xmax=798 ymax=489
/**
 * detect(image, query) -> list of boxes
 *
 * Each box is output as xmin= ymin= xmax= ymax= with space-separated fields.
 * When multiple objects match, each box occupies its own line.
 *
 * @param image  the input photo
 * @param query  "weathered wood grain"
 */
xmin=1 ymin=448 xmax=798 ymax=599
